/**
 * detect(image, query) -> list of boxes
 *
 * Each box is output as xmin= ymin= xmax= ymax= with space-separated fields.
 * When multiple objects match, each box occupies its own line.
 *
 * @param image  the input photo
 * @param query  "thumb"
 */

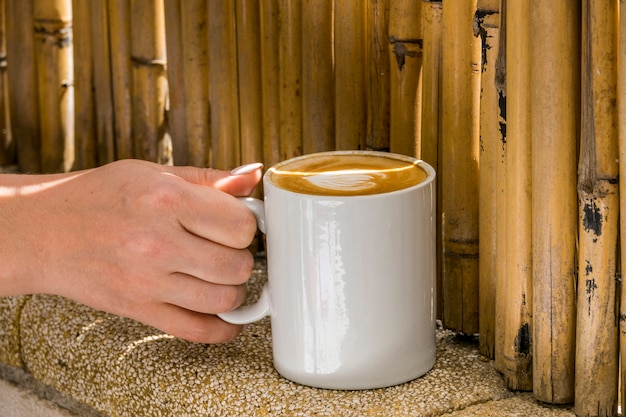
xmin=160 ymin=162 xmax=263 ymax=196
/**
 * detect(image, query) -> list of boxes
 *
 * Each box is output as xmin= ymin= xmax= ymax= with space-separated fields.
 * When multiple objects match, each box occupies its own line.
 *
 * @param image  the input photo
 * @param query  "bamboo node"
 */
xmin=34 ymin=26 xmax=72 ymax=48
xmin=390 ymin=41 xmax=422 ymax=71
xmin=131 ymin=56 xmax=167 ymax=68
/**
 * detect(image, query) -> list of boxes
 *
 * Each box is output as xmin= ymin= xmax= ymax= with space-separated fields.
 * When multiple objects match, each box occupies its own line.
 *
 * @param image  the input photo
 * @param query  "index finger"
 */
xmin=175 ymin=181 xmax=258 ymax=249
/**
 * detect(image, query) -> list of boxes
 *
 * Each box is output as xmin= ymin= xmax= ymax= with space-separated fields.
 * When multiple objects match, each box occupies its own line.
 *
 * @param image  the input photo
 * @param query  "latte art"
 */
xmin=268 ymin=153 xmax=428 ymax=196
xmin=303 ymin=170 xmax=384 ymax=192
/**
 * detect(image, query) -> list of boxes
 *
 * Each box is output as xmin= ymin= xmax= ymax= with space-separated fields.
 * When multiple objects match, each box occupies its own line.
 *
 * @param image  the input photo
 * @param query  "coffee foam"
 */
xmin=269 ymin=154 xmax=427 ymax=196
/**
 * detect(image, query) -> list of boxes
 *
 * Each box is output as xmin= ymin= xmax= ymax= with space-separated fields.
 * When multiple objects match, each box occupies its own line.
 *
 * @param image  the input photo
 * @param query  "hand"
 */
xmin=0 ymin=159 xmax=263 ymax=343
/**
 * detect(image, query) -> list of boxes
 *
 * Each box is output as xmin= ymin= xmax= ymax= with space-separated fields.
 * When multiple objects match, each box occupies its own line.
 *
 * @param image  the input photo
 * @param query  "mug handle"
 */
xmin=217 ymin=197 xmax=271 ymax=325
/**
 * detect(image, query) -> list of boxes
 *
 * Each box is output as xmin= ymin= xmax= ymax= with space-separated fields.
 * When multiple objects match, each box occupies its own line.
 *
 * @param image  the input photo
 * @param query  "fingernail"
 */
xmin=229 ymin=162 xmax=264 ymax=176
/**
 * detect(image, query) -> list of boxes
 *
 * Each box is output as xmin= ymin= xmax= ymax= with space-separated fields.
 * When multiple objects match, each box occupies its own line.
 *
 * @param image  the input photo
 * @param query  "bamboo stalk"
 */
xmin=5 ymin=0 xmax=39 ymax=172
xmin=619 ymin=0 xmax=626 ymax=411
xmin=91 ymin=0 xmax=115 ymax=166
xmin=529 ymin=0 xmax=579 ymax=405
xmin=440 ymin=0 xmax=481 ymax=334
xmin=493 ymin=5 xmax=507 ymax=372
xmin=71 ymin=0 xmax=96 ymax=170
xmin=108 ymin=0 xmax=133 ymax=160
xmin=130 ymin=0 xmax=167 ymax=163
xmin=302 ymin=0 xmax=334 ymax=154
xmin=208 ymin=1 xmax=240 ymax=169
xmin=366 ymin=0 xmax=390 ymax=151
xmin=502 ymin=0 xmax=532 ymax=391
xmin=73 ymin=0 xmax=115 ymax=169
xmin=0 ymin=0 xmax=13 ymax=166
xmin=179 ymin=0 xmax=210 ymax=167
xmin=420 ymin=0 xmax=443 ymax=320
xmin=163 ymin=0 xmax=185 ymax=165
xmin=164 ymin=0 xmax=210 ymax=167
xmin=260 ymin=0 xmax=281 ymax=167
xmin=278 ymin=0 xmax=302 ymax=160
xmin=420 ymin=0 xmax=441 ymax=169
xmin=33 ymin=0 xmax=74 ymax=173
xmin=334 ymin=0 xmax=366 ymax=151
xmin=476 ymin=0 xmax=501 ymax=361
xmin=575 ymin=1 xmax=619 ymax=415
xmin=389 ymin=0 xmax=422 ymax=157
xmin=237 ymin=0 xmax=264 ymax=166
xmin=617 ymin=2 xmax=626 ymax=414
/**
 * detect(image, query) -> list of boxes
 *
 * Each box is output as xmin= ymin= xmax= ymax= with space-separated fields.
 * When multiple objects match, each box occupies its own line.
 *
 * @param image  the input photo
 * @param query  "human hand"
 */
xmin=0 ymin=159 xmax=263 ymax=343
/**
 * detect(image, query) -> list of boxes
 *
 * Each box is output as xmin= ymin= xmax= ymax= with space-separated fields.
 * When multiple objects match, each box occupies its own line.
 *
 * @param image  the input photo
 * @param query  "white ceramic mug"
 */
xmin=219 ymin=150 xmax=436 ymax=390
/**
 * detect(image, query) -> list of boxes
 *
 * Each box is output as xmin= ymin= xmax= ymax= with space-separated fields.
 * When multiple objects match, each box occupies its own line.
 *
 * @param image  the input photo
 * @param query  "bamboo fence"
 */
xmin=4 ymin=1 xmax=626 ymax=412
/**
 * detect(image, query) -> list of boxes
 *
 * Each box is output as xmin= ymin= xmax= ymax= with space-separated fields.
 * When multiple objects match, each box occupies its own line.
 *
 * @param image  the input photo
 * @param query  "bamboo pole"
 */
xmin=388 ymin=0 xmax=422 ymax=157
xmin=208 ymin=1 xmax=240 ymax=169
xmin=440 ymin=0 xmax=481 ymax=334
xmin=130 ymin=0 xmax=167 ymax=163
xmin=278 ymin=0 xmax=302 ymax=160
xmin=420 ymin=0 xmax=441 ymax=169
xmin=91 ymin=0 xmax=115 ymax=166
xmin=179 ymin=0 xmax=209 ymax=167
xmin=33 ymin=0 xmax=74 ymax=173
xmin=164 ymin=0 xmax=210 ymax=167
xmin=334 ymin=0 xmax=366 ymax=151
xmin=73 ymin=0 xmax=115 ymax=169
xmin=366 ymin=0 xmax=391 ymax=151
xmin=163 ymin=0 xmax=185 ymax=165
xmin=260 ymin=0 xmax=281 ymax=167
xmin=530 ymin=0 xmax=579 ymax=404
xmin=502 ymin=0 xmax=532 ymax=391
xmin=493 ymin=5 xmax=507 ymax=372
xmin=0 ymin=0 xmax=13 ymax=166
xmin=71 ymin=0 xmax=96 ymax=170
xmin=5 ymin=0 xmax=39 ymax=172
xmin=575 ymin=1 xmax=619 ymax=415
xmin=237 ymin=0 xmax=264 ymax=167
xmin=108 ymin=0 xmax=133 ymax=160
xmin=302 ymin=0 xmax=334 ymax=154
xmin=476 ymin=0 xmax=501 ymax=361
xmin=619 ymin=0 xmax=626 ymax=411
xmin=420 ymin=0 xmax=443 ymax=320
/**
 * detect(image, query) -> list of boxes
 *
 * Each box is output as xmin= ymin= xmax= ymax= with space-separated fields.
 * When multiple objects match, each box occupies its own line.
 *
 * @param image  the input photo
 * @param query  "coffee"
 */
xmin=268 ymin=152 xmax=427 ymax=196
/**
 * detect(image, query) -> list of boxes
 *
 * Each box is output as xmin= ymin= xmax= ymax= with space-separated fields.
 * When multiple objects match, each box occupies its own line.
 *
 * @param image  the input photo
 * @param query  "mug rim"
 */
xmin=264 ymin=150 xmax=436 ymax=198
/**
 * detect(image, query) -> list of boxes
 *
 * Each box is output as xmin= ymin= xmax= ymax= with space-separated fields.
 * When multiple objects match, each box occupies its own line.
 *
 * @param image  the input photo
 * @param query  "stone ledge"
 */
xmin=0 ymin=257 xmax=573 ymax=416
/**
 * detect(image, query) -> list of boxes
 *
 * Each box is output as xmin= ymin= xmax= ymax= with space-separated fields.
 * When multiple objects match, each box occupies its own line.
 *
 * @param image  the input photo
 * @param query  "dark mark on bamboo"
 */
xmin=585 ymin=277 xmax=597 ymax=316
xmin=514 ymin=323 xmax=531 ymax=356
xmin=389 ymin=37 xmax=422 ymax=71
xmin=473 ymin=8 xmax=498 ymax=73
xmin=33 ymin=26 xmax=72 ymax=49
xmin=582 ymin=199 xmax=602 ymax=236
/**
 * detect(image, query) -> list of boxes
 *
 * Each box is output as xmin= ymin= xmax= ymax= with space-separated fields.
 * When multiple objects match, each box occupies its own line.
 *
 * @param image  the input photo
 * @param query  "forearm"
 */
xmin=0 ymin=170 xmax=85 ymax=296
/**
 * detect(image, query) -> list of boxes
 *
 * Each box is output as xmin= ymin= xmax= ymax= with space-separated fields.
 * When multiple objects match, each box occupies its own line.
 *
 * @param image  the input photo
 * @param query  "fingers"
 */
xmin=160 ymin=162 xmax=263 ymax=197
xmin=172 ymin=237 xmax=254 ymax=285
xmin=155 ymin=273 xmax=248 ymax=315
xmin=143 ymin=303 xmax=245 ymax=344
xmin=172 ymin=185 xmax=258 ymax=249
xmin=153 ymin=165 xmax=261 ymax=249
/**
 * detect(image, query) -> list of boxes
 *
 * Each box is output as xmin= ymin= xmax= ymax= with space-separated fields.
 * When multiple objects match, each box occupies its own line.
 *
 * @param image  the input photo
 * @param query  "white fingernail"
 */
xmin=229 ymin=162 xmax=264 ymax=176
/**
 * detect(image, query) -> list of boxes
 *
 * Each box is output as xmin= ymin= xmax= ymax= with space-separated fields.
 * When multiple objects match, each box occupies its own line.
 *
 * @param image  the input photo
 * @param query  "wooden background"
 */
xmin=0 ymin=1 xmax=623 ymax=415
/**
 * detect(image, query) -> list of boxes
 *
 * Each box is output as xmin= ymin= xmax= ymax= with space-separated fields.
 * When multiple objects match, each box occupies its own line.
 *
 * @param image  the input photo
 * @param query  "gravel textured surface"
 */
xmin=0 ymin=257 xmax=576 ymax=416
